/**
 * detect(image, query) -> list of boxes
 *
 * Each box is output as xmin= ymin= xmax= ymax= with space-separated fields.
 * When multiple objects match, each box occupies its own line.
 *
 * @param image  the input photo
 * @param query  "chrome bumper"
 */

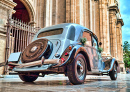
xmin=8 ymin=57 xmax=61 ymax=68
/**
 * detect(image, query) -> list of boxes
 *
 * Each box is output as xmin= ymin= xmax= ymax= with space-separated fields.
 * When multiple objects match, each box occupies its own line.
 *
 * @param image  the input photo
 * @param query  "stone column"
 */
xmin=90 ymin=0 xmax=92 ymax=30
xmin=116 ymin=21 xmax=121 ymax=60
xmin=109 ymin=6 xmax=118 ymax=58
xmin=116 ymin=19 xmax=124 ymax=61
xmin=75 ymin=0 xmax=80 ymax=24
xmin=40 ymin=0 xmax=45 ymax=28
xmin=70 ymin=0 xmax=80 ymax=24
xmin=70 ymin=0 xmax=75 ymax=23
xmin=52 ymin=0 xmax=56 ymax=25
xmin=84 ymin=0 xmax=90 ymax=29
xmin=45 ymin=0 xmax=52 ymax=27
xmin=35 ymin=0 xmax=45 ymax=28
xmin=56 ymin=0 xmax=66 ymax=24
xmin=92 ymin=0 xmax=100 ymax=41
xmin=66 ymin=0 xmax=71 ymax=23
xmin=98 ymin=0 xmax=111 ymax=57
xmin=79 ymin=0 xmax=83 ymax=25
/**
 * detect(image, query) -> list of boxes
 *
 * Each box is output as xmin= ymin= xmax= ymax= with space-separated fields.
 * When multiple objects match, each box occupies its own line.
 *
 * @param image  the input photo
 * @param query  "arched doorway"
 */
xmin=9 ymin=0 xmax=36 ymax=53
xmin=5 ymin=0 xmax=36 ymax=74
xmin=12 ymin=0 xmax=30 ymax=23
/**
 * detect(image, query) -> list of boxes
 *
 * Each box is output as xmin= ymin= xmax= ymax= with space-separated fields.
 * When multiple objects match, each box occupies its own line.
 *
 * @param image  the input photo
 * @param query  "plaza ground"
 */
xmin=0 ymin=73 xmax=129 ymax=92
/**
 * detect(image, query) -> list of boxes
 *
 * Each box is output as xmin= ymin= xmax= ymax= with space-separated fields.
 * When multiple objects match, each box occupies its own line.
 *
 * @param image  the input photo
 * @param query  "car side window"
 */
xmin=67 ymin=26 xmax=75 ymax=41
xmin=82 ymin=31 xmax=92 ymax=46
xmin=92 ymin=36 xmax=98 ymax=49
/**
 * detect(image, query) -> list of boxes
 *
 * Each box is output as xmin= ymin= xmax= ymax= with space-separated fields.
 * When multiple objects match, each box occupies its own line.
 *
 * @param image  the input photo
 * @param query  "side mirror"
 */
xmin=99 ymin=42 xmax=102 ymax=46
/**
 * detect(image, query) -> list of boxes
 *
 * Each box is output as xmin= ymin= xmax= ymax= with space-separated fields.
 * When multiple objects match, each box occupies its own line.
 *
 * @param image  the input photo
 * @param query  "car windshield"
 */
xmin=37 ymin=28 xmax=63 ymax=38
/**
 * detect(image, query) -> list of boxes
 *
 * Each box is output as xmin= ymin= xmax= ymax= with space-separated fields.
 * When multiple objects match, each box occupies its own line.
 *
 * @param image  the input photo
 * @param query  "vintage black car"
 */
xmin=8 ymin=23 xmax=120 ymax=85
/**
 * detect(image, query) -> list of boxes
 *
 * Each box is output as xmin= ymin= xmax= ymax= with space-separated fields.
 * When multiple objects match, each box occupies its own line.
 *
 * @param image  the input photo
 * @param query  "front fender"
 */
xmin=103 ymin=58 xmax=120 ymax=73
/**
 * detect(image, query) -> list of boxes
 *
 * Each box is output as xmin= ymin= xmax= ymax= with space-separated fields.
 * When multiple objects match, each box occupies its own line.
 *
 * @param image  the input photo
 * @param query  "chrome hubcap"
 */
xmin=114 ymin=64 xmax=117 ymax=78
xmin=76 ymin=58 xmax=85 ymax=80
xmin=77 ymin=61 xmax=84 ymax=73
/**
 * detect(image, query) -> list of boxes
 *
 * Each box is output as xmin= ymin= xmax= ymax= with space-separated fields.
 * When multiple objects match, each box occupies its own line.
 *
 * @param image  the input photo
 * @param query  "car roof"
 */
xmin=37 ymin=23 xmax=87 ymax=32
xmin=36 ymin=23 xmax=98 ymax=42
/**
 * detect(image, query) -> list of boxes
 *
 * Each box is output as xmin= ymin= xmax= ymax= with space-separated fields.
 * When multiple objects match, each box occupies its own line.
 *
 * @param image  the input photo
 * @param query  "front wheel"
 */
xmin=19 ymin=72 xmax=39 ymax=82
xmin=67 ymin=54 xmax=87 ymax=85
xmin=109 ymin=64 xmax=117 ymax=80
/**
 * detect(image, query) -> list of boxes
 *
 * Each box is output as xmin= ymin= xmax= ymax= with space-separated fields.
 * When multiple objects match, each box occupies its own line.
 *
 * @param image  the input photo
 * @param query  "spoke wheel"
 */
xmin=67 ymin=54 xmax=87 ymax=85
xmin=109 ymin=64 xmax=117 ymax=80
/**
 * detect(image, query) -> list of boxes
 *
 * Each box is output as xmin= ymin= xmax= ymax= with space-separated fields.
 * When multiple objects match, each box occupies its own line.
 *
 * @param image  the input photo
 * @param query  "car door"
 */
xmin=82 ymin=31 xmax=94 ymax=71
xmin=82 ymin=31 xmax=99 ymax=72
xmin=91 ymin=36 xmax=99 ymax=71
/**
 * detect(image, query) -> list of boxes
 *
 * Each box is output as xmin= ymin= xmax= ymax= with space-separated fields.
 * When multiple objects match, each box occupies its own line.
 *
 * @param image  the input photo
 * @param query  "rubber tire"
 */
xmin=67 ymin=54 xmax=87 ymax=85
xmin=42 ymin=73 xmax=45 ymax=77
xmin=109 ymin=64 xmax=117 ymax=80
xmin=19 ymin=73 xmax=39 ymax=82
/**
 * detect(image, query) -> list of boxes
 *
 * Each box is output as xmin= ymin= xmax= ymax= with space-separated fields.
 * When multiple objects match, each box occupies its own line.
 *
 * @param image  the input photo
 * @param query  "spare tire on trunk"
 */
xmin=21 ymin=39 xmax=52 ymax=63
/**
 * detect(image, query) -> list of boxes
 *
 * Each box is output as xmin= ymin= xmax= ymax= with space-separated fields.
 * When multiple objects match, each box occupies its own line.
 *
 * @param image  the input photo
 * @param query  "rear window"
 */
xmin=37 ymin=28 xmax=63 ymax=38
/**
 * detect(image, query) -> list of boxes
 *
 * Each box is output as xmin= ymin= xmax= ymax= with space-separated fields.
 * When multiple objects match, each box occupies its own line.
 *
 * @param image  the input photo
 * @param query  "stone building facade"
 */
xmin=0 ymin=0 xmax=124 ymax=74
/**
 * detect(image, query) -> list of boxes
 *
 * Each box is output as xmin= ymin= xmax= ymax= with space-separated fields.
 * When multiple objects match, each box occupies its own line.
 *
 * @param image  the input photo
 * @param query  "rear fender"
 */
xmin=60 ymin=45 xmax=91 ymax=71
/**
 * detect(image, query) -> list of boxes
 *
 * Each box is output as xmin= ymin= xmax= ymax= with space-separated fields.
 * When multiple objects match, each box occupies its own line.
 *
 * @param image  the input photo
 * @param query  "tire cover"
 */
xmin=21 ymin=39 xmax=48 ymax=63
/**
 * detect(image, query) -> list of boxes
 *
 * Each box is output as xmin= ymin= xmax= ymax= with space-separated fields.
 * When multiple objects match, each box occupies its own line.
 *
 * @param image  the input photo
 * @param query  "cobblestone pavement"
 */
xmin=0 ymin=73 xmax=129 ymax=92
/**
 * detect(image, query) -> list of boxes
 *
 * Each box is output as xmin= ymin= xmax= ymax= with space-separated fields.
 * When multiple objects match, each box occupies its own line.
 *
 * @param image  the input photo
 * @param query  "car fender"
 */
xmin=60 ymin=45 xmax=91 ymax=70
xmin=103 ymin=58 xmax=120 ymax=73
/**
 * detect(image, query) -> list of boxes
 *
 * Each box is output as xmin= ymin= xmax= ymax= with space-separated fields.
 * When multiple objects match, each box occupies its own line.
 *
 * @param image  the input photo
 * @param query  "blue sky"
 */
xmin=120 ymin=0 xmax=130 ymax=44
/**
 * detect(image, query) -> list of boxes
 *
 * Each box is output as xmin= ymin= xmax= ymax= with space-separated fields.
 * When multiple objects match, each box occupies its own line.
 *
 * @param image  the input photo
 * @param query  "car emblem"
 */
xmin=30 ymin=46 xmax=38 ymax=52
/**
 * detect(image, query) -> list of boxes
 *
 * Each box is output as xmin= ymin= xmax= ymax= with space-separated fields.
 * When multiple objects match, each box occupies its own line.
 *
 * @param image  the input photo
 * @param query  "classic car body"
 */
xmin=8 ymin=23 xmax=120 ymax=84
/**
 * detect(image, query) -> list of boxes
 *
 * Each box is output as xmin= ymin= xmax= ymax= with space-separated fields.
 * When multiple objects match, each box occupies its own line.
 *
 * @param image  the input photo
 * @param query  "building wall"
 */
xmin=0 ymin=0 xmax=125 ymax=74
xmin=0 ymin=0 xmax=16 ymax=74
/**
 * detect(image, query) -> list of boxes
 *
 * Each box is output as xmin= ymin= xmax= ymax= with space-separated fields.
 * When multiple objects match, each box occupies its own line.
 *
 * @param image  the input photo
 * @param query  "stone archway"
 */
xmin=20 ymin=0 xmax=35 ymax=25
xmin=13 ymin=0 xmax=35 ymax=25
xmin=12 ymin=0 xmax=30 ymax=23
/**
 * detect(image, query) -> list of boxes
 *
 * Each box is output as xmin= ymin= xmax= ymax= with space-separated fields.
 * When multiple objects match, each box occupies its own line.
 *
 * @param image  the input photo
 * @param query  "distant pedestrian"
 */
xmin=126 ymin=70 xmax=129 ymax=74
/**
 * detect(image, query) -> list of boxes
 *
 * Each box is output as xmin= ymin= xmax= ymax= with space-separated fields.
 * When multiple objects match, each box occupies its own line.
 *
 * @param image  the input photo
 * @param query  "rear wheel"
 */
xmin=67 ymin=54 xmax=87 ymax=85
xmin=19 ymin=73 xmax=39 ymax=82
xmin=109 ymin=64 xmax=117 ymax=80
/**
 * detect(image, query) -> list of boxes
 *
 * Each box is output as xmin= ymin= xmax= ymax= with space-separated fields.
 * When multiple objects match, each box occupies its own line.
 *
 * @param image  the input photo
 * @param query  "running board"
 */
xmin=87 ymin=71 xmax=109 ymax=75
xmin=87 ymin=71 xmax=102 ymax=75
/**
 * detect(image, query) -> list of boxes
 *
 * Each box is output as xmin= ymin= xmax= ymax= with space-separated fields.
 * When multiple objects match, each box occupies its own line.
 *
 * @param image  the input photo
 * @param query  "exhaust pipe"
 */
xmin=8 ymin=57 xmax=61 ymax=68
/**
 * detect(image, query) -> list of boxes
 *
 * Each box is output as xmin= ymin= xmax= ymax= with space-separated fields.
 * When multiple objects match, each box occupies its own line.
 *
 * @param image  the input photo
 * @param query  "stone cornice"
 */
xmin=0 ymin=26 xmax=6 ymax=34
xmin=108 ymin=5 xmax=119 ymax=13
xmin=0 ymin=33 xmax=6 ymax=37
xmin=117 ymin=18 xmax=124 ymax=26
xmin=0 ymin=0 xmax=17 ymax=9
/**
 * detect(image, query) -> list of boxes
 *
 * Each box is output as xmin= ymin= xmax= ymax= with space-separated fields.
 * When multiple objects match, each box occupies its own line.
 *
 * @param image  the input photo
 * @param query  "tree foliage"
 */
xmin=123 ymin=41 xmax=130 ymax=68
